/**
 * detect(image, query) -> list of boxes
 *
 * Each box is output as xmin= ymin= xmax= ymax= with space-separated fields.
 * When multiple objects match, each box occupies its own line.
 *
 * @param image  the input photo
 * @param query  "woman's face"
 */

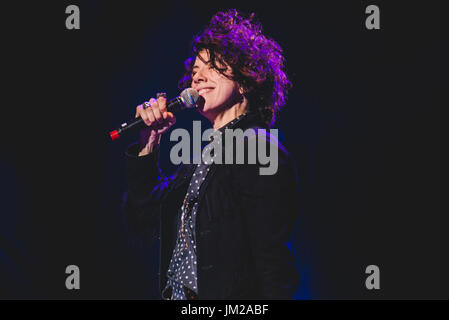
xmin=191 ymin=50 xmax=242 ymax=118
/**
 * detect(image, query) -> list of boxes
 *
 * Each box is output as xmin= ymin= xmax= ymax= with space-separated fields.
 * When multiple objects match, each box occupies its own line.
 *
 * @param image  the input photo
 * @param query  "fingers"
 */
xmin=146 ymin=100 xmax=157 ymax=125
xmin=150 ymin=98 xmax=163 ymax=124
xmin=135 ymin=104 xmax=148 ymax=124
xmin=165 ymin=112 xmax=176 ymax=125
xmin=135 ymin=103 xmax=153 ymax=127
xmin=135 ymin=102 xmax=147 ymax=118
xmin=157 ymin=94 xmax=167 ymax=116
xmin=135 ymin=95 xmax=172 ymax=129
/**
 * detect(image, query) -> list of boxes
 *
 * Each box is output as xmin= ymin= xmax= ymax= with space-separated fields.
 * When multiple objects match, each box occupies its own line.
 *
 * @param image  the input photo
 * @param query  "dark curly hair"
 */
xmin=178 ymin=9 xmax=291 ymax=127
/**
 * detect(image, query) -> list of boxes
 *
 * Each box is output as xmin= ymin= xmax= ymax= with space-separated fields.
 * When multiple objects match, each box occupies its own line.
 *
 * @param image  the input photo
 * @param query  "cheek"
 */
xmin=218 ymin=82 xmax=238 ymax=99
xmin=205 ymin=73 xmax=240 ymax=107
xmin=213 ymin=87 xmax=232 ymax=106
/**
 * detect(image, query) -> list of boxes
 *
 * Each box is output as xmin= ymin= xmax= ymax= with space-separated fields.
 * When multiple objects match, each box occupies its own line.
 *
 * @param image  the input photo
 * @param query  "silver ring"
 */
xmin=143 ymin=101 xmax=150 ymax=109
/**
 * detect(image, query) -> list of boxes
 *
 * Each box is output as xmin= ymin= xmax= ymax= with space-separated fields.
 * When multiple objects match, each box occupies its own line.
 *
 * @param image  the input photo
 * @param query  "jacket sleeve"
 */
xmin=233 ymin=135 xmax=300 ymax=299
xmin=122 ymin=142 xmax=180 ymax=245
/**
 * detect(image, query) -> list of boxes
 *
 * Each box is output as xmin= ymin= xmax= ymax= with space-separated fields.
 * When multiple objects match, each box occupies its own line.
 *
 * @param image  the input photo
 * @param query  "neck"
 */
xmin=210 ymin=98 xmax=248 ymax=130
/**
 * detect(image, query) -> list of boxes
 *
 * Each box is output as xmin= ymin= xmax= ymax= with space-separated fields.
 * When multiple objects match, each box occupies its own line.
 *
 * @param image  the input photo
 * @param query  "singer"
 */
xmin=123 ymin=9 xmax=299 ymax=300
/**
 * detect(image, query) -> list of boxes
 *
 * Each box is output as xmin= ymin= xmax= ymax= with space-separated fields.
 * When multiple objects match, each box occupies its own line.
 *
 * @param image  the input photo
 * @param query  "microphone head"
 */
xmin=180 ymin=88 xmax=199 ymax=109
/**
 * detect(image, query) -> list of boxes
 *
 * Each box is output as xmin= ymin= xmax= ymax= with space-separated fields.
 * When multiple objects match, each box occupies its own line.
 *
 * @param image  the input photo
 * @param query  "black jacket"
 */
xmin=123 ymin=114 xmax=300 ymax=299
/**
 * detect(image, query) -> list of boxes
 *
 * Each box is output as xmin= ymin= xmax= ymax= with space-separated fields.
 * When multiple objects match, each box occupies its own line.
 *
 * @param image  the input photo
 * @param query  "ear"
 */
xmin=238 ymin=86 xmax=245 ymax=95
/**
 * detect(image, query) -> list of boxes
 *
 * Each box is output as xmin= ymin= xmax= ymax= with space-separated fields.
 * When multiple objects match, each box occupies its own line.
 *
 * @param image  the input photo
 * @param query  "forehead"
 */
xmin=191 ymin=50 xmax=232 ymax=75
xmin=192 ymin=50 xmax=210 ymax=68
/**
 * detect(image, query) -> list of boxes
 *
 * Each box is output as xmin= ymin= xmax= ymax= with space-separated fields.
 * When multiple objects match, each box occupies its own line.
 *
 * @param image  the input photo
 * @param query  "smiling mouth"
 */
xmin=198 ymin=88 xmax=214 ymax=95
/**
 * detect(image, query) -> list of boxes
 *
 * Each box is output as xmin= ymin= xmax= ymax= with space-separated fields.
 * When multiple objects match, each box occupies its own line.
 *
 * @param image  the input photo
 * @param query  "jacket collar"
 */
xmin=209 ymin=111 xmax=266 ymax=141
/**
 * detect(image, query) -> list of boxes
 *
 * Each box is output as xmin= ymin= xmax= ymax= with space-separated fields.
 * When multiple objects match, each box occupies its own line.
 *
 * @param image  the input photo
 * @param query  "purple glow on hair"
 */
xmin=179 ymin=9 xmax=291 ymax=127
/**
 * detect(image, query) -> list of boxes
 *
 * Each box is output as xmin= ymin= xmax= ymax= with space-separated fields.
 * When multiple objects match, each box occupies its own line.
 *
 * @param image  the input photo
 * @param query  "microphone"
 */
xmin=109 ymin=88 xmax=199 ymax=141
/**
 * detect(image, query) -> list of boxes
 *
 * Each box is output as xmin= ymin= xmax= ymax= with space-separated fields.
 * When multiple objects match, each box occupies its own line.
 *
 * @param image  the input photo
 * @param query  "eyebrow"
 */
xmin=192 ymin=65 xmax=199 ymax=70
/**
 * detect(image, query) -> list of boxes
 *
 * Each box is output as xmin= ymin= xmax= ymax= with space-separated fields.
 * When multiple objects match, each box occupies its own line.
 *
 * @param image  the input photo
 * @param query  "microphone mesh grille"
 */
xmin=181 ymin=88 xmax=199 ymax=109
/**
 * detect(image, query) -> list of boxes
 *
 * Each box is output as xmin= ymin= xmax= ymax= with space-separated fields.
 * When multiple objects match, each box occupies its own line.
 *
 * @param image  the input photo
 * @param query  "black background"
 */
xmin=1 ymin=0 xmax=447 ymax=299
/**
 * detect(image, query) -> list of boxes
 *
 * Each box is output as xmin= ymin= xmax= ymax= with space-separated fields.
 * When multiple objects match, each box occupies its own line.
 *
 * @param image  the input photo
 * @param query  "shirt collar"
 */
xmin=208 ymin=112 xmax=253 ymax=142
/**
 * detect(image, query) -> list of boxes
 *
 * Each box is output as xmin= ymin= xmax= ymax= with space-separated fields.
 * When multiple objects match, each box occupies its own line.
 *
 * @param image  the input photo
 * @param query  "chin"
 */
xmin=198 ymin=101 xmax=216 ymax=113
xmin=196 ymin=97 xmax=228 ymax=118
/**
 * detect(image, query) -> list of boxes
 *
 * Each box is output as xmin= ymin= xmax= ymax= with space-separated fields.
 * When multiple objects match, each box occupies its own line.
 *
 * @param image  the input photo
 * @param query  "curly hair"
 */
xmin=178 ymin=9 xmax=291 ymax=127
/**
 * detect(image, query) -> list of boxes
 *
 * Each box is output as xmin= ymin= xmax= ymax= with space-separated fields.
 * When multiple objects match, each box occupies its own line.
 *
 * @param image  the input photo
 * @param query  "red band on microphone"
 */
xmin=109 ymin=130 xmax=120 ymax=141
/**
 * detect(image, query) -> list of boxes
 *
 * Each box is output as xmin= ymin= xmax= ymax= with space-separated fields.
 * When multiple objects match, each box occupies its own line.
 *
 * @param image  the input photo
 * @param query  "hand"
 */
xmin=135 ymin=94 xmax=176 ymax=156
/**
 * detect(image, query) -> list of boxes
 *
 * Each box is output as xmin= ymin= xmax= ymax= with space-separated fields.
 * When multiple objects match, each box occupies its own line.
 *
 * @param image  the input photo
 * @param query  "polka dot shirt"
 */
xmin=162 ymin=112 xmax=249 ymax=300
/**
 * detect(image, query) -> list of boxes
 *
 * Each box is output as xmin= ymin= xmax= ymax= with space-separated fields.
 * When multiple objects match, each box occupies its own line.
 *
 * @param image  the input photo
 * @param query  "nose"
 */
xmin=193 ymin=66 xmax=207 ymax=84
